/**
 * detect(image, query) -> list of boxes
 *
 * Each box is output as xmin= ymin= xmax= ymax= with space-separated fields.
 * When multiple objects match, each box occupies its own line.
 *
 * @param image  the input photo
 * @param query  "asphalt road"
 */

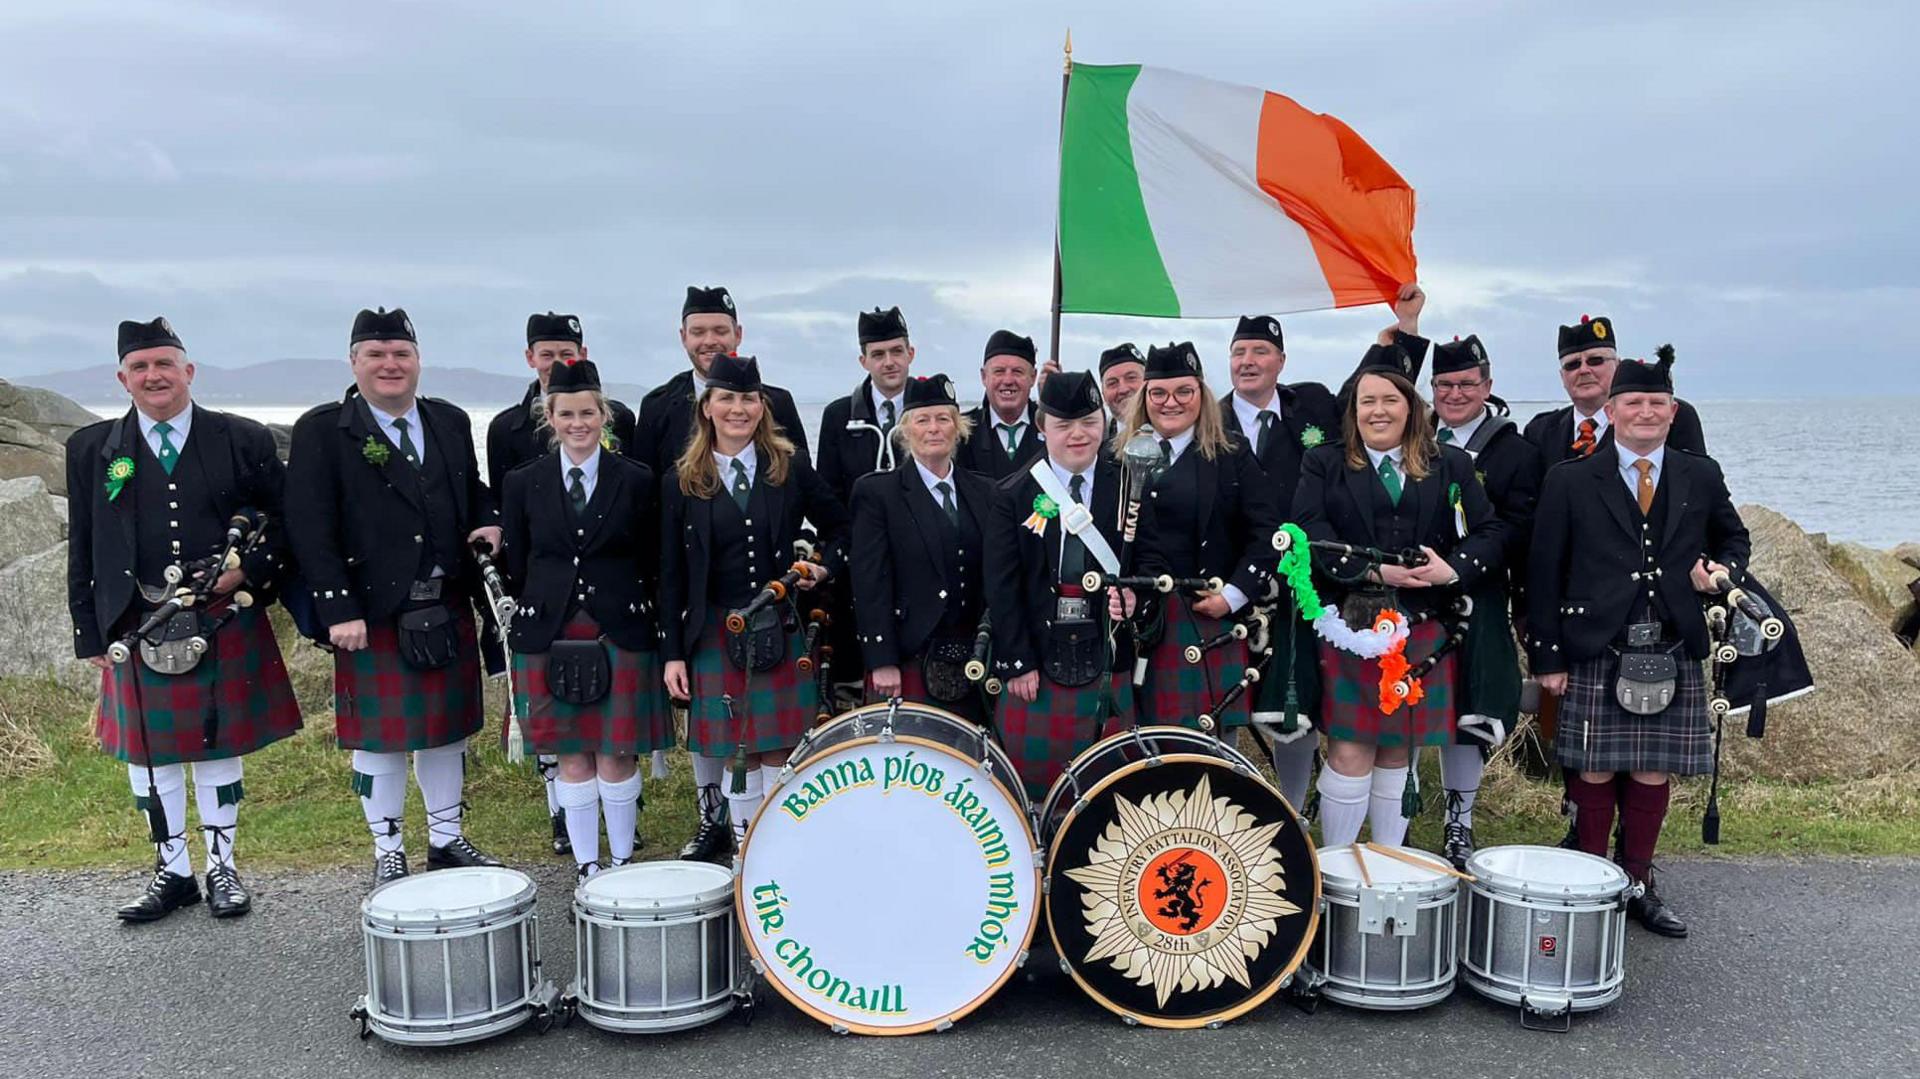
xmin=2 ymin=857 xmax=1915 ymax=1079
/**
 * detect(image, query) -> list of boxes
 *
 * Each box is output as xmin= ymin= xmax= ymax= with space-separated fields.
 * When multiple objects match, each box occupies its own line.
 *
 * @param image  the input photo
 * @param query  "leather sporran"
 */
xmin=138 ymin=610 xmax=209 ymax=676
xmin=1613 ymin=650 xmax=1678 ymax=716
xmin=547 ymin=639 xmax=610 ymax=705
xmin=1043 ymin=595 xmax=1104 ymax=688
xmin=397 ymin=604 xmax=458 ymax=671
xmin=919 ymin=637 xmax=973 ymax=703
xmin=725 ymin=605 xmax=789 ymax=673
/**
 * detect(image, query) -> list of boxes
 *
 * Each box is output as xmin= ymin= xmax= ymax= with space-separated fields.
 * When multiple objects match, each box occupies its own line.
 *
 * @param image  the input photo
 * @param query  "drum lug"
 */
xmin=1014 ymin=947 xmax=1031 ymax=969
xmin=349 ymin=999 xmax=371 ymax=1040
xmin=1205 ymin=1019 xmax=1225 ymax=1030
xmin=1120 ymin=1013 xmax=1140 ymax=1027
xmin=933 ymin=1018 xmax=955 ymax=1033
xmin=1359 ymin=886 xmax=1419 ymax=938
xmin=1520 ymin=994 xmax=1573 ymax=1033
xmin=830 ymin=1022 xmax=852 ymax=1036
xmin=1283 ymin=969 xmax=1324 ymax=1014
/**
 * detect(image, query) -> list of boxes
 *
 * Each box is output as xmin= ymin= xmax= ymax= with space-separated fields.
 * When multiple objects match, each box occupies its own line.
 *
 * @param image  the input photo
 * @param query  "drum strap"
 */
xmin=1025 ymin=459 xmax=1119 ymax=575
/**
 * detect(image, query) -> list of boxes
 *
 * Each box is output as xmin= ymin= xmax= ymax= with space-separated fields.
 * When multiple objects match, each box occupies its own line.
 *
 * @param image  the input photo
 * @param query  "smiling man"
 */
xmin=66 ymin=317 xmax=302 ymax=924
xmin=1099 ymin=342 xmax=1146 ymax=439
xmin=1523 ymin=315 xmax=1707 ymax=462
xmin=957 ymin=329 xmax=1046 ymax=481
xmin=634 ymin=286 xmax=810 ymax=475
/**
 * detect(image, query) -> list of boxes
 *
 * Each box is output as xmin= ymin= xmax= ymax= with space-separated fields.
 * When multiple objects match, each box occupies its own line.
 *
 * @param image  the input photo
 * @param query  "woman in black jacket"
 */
xmin=1293 ymin=345 xmax=1505 ymax=848
xmin=500 ymin=359 xmax=666 ymax=881
xmin=660 ymin=354 xmax=848 ymax=855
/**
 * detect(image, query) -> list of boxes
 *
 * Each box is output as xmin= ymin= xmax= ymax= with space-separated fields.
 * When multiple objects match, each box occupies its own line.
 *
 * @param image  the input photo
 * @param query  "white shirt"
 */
xmin=137 ymin=402 xmax=193 ymax=461
xmin=1231 ymin=389 xmax=1283 ymax=438
xmin=1618 ymin=443 xmax=1665 ymax=501
xmin=369 ymin=400 xmax=426 ymax=465
xmin=714 ymin=446 xmax=756 ymax=489
xmin=871 ymin=384 xmax=904 ymax=426
xmin=1364 ymin=445 xmax=1406 ymax=473
xmin=1439 ymin=407 xmax=1488 ymax=450
xmin=914 ymin=457 xmax=957 ymax=500
xmin=1160 ymin=428 xmax=1196 ymax=463
xmin=989 ymin=410 xmax=1029 ymax=450
xmin=561 ymin=446 xmax=601 ymax=500
xmin=1047 ymin=458 xmax=1094 ymax=505
xmin=690 ymin=371 xmax=707 ymax=398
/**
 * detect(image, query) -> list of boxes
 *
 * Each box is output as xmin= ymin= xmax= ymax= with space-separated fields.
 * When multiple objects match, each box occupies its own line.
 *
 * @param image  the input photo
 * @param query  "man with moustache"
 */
xmin=1523 ymin=315 xmax=1706 ymax=463
xmin=486 ymin=311 xmax=639 ymax=857
xmin=1099 ymin=342 xmax=1146 ymax=440
xmin=633 ymin=286 xmax=810 ymax=476
xmin=816 ymin=306 xmax=916 ymax=503
xmin=68 ymin=317 xmax=301 ymax=922
xmin=957 ymin=330 xmax=1046 ymax=481
xmin=287 ymin=307 xmax=503 ymax=885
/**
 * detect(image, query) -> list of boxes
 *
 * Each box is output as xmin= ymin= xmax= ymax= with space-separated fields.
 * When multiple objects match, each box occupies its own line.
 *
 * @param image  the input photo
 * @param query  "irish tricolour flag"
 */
xmin=1058 ymin=64 xmax=1417 ymax=318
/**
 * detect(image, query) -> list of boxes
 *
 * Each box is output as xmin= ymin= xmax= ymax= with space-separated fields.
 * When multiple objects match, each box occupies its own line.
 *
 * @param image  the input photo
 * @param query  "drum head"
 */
xmin=794 ymin=703 xmax=1026 ymax=814
xmin=1468 ymin=845 xmax=1630 ymax=900
xmin=1317 ymin=844 xmax=1453 ymax=890
xmin=581 ymin=860 xmax=733 ymax=914
xmin=364 ymin=866 xmax=535 ymax=924
xmin=1039 ymin=726 xmax=1252 ymax=843
xmin=1046 ymin=754 xmax=1318 ymax=1028
xmin=738 ymin=728 xmax=1042 ymax=1035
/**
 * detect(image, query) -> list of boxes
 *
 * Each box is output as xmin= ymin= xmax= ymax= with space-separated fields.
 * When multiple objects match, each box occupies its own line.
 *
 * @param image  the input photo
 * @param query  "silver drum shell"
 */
xmin=358 ymin=868 xmax=544 ymax=1046
xmin=571 ymin=863 xmax=741 ymax=1032
xmin=1306 ymin=846 xmax=1459 ymax=1010
xmin=1460 ymin=845 xmax=1632 ymax=1014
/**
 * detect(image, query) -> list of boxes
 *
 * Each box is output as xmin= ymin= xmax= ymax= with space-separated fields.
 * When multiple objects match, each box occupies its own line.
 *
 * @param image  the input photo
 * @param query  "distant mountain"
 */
xmin=14 ymin=358 xmax=653 ymax=410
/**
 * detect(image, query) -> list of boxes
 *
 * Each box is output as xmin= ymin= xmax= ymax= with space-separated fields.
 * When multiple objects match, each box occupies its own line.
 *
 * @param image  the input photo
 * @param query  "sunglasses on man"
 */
xmin=1561 ymin=354 xmax=1611 ymax=373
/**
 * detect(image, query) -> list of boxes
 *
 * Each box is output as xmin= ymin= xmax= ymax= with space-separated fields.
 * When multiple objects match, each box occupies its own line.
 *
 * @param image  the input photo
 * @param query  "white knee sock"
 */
xmin=599 ymin=773 xmax=642 ymax=865
xmin=538 ymin=754 xmax=561 ymax=815
xmin=727 ymin=768 xmax=764 ymax=849
xmin=1440 ymin=744 xmax=1484 ymax=829
xmin=556 ymin=778 xmax=601 ymax=870
xmin=413 ymin=740 xmax=468 ymax=849
xmin=1315 ymin=768 xmax=1371 ymax=847
xmin=352 ymin=749 xmax=409 ymax=855
xmin=191 ymin=757 xmax=244 ymax=869
xmin=1270 ymin=736 xmax=1318 ymax=816
xmin=130 ymin=762 xmax=191 ymax=876
xmin=1368 ymin=766 xmax=1411 ymax=846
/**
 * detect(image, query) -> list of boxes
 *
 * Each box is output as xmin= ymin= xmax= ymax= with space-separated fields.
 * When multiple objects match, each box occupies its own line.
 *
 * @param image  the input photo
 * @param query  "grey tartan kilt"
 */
xmin=1555 ymin=643 xmax=1713 ymax=776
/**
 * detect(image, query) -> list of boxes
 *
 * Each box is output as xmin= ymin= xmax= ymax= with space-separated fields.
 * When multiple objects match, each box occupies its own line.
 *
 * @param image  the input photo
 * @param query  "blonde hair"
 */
xmin=1107 ymin=377 xmax=1232 ymax=461
xmin=889 ymin=404 xmax=974 ymax=454
xmin=1342 ymin=370 xmax=1436 ymax=481
xmin=676 ymin=389 xmax=796 ymax=497
xmin=535 ymin=389 xmax=609 ymax=450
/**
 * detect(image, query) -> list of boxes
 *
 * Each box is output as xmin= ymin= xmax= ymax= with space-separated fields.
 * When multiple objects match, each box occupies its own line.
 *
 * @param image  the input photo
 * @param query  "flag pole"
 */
xmin=1048 ymin=29 xmax=1072 ymax=368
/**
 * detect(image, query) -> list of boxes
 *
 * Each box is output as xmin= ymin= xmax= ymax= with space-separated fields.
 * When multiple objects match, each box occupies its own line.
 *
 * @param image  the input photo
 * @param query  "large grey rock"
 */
xmin=1894 ymin=542 xmax=1920 ymax=571
xmin=0 ymin=542 xmax=93 ymax=689
xmin=0 ymin=476 xmax=67 ymax=567
xmin=0 ymin=416 xmax=66 ymax=495
xmin=0 ymin=380 xmax=100 ymax=443
xmin=1827 ymin=540 xmax=1920 ymax=626
xmin=1729 ymin=505 xmax=1920 ymax=781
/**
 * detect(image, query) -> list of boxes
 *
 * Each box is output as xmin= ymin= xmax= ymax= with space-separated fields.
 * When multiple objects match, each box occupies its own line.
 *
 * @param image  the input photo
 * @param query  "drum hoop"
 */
xmin=1466 ymin=844 xmax=1629 ymax=901
xmin=1315 ymin=844 xmax=1459 ymax=900
xmin=577 ymin=861 xmax=735 ymax=915
xmin=789 ymin=701 xmax=1030 ymax=815
xmin=1042 ymin=751 xmax=1322 ymax=1030
xmin=361 ymin=868 xmax=538 ymax=928
xmin=734 ymin=729 xmax=1043 ymax=1036
xmin=1038 ymin=726 xmax=1257 ymax=839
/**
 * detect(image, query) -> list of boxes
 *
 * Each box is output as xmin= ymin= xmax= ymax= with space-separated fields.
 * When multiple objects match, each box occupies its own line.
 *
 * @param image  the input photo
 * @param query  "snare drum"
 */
xmin=736 ymin=701 xmax=1041 ymax=1034
xmin=571 ymin=861 xmax=741 ymax=1033
xmin=1461 ymin=845 xmax=1639 ymax=1027
xmin=1044 ymin=725 xmax=1320 ymax=1028
xmin=353 ymin=867 xmax=558 ymax=1046
xmin=1307 ymin=844 xmax=1458 ymax=1010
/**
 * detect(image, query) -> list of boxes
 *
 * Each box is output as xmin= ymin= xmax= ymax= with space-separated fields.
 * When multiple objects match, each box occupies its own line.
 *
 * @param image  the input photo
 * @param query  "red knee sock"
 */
xmin=1618 ymin=778 xmax=1671 ymax=883
xmin=1567 ymin=774 xmax=1618 ymax=859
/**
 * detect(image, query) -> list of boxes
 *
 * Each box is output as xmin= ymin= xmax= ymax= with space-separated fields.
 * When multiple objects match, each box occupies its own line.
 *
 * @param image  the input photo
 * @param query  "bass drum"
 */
xmin=1044 ymin=725 xmax=1320 ymax=1028
xmin=736 ymin=701 xmax=1040 ymax=1035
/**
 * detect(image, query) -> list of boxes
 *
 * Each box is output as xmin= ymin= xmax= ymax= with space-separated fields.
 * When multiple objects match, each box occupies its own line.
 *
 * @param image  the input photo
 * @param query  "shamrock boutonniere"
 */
xmin=361 ymin=435 xmax=391 ymax=467
xmin=1448 ymin=481 xmax=1467 ymax=538
xmin=1300 ymin=424 xmax=1326 ymax=449
xmin=1022 ymin=492 xmax=1059 ymax=535
xmin=104 ymin=456 xmax=135 ymax=501
xmin=600 ymin=425 xmax=620 ymax=452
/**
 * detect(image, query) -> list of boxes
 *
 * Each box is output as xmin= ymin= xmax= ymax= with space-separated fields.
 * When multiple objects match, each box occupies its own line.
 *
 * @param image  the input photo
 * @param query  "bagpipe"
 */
xmin=963 ymin=611 xmax=1004 ymax=696
xmin=722 ymin=539 xmax=833 ymax=786
xmin=1700 ymin=569 xmax=1814 ymax=844
xmin=469 ymin=537 xmax=524 ymax=763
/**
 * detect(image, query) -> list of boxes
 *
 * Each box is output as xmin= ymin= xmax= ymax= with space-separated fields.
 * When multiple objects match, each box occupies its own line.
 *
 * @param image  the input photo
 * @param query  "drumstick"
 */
xmin=1349 ymin=842 xmax=1372 ymax=887
xmin=1363 ymin=841 xmax=1477 ymax=883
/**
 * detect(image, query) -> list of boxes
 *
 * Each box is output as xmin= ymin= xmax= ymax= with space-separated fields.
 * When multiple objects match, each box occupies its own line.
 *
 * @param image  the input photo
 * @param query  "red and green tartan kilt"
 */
xmin=864 ymin=654 xmax=990 ymax=724
xmin=510 ymin=614 xmax=671 ymax=757
xmin=97 ymin=607 xmax=302 ymax=767
xmin=333 ymin=605 xmax=485 ymax=753
xmin=998 ymin=672 xmax=1135 ymax=803
xmin=1321 ymin=619 xmax=1456 ymax=748
xmin=1140 ymin=607 xmax=1248 ymax=730
xmin=686 ymin=606 xmax=815 ymax=757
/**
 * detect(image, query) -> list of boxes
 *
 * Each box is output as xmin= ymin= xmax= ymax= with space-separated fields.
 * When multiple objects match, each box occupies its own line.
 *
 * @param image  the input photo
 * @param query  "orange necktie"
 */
xmin=1634 ymin=458 xmax=1655 ymax=515
xmin=1571 ymin=417 xmax=1598 ymax=457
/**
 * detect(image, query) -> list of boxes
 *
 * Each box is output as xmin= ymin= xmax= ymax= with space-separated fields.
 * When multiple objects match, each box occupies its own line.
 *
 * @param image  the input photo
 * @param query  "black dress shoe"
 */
xmin=117 ymin=866 xmax=201 ymax=923
xmin=1443 ymin=820 xmax=1477 ymax=873
xmin=678 ymin=816 xmax=733 ymax=862
xmin=427 ymin=836 xmax=502 ymax=870
xmin=373 ymin=849 xmax=409 ymax=886
xmin=205 ymin=863 xmax=252 ymax=918
xmin=550 ymin=810 xmax=572 ymax=857
xmin=1628 ymin=883 xmax=1689 ymax=938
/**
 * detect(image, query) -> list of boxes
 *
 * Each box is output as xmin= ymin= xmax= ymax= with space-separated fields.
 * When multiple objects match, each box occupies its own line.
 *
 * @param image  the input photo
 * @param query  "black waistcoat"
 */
xmin=708 ymin=483 xmax=775 ymax=609
xmin=928 ymin=481 xmax=983 ymax=630
xmin=1634 ymin=473 xmax=1674 ymax=629
xmin=133 ymin=433 xmax=225 ymax=588
xmin=1366 ymin=464 xmax=1422 ymax=553
xmin=403 ymin=426 xmax=463 ymax=579
xmin=1147 ymin=450 xmax=1203 ymax=573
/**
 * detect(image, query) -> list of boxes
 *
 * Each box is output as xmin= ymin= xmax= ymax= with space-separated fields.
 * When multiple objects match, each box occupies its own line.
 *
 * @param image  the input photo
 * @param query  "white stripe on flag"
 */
xmin=1125 ymin=67 xmax=1334 ymax=317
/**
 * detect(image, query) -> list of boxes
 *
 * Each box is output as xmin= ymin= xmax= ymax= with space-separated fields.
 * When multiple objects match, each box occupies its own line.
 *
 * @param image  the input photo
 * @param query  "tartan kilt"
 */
xmin=999 ymin=671 xmax=1135 ymax=803
xmin=1556 ymin=645 xmax=1712 ymax=775
xmin=686 ymin=605 xmax=814 ymax=757
xmin=511 ymin=614 xmax=670 ymax=757
xmin=1252 ymin=609 xmax=1323 ymax=724
xmin=866 ymin=655 xmax=989 ymax=724
xmin=97 ymin=606 xmax=302 ymax=767
xmin=1141 ymin=606 xmax=1248 ymax=730
xmin=333 ymin=605 xmax=485 ymax=753
xmin=1322 ymin=619 xmax=1456 ymax=748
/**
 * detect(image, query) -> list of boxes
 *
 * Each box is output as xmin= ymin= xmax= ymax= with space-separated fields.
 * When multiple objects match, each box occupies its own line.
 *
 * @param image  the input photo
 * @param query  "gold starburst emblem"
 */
xmin=1062 ymin=774 xmax=1302 ymax=1007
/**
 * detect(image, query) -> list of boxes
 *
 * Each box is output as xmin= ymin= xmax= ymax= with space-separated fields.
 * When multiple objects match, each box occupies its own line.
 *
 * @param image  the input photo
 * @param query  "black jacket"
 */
xmin=983 ymin=457 xmax=1125 ymax=679
xmin=1219 ymin=381 xmax=1342 ymax=512
xmin=65 ymin=406 xmax=289 ymax=658
xmin=1443 ymin=406 xmax=1545 ymax=613
xmin=657 ymin=450 xmax=849 ymax=662
xmin=849 ymin=460 xmax=992 ymax=669
xmin=1526 ymin=443 xmax=1750 ymax=672
xmin=500 ymin=450 xmax=659 ymax=653
xmin=816 ymin=377 xmax=903 ymax=506
xmin=485 ymin=378 xmax=637 ymax=494
xmin=1134 ymin=438 xmax=1282 ymax=606
xmin=1522 ymin=399 xmax=1706 ymax=464
xmin=285 ymin=392 xmax=498 ymax=627
xmin=632 ymin=370 xmax=810 ymax=475
xmin=1289 ymin=442 xmax=1506 ymax=619
xmin=956 ymin=400 xmax=1045 ymax=482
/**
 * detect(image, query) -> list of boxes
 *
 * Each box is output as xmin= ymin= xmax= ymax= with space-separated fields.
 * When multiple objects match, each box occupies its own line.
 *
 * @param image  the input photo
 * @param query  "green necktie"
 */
xmin=1256 ymin=409 xmax=1276 ymax=457
xmin=392 ymin=416 xmax=419 ymax=465
xmin=730 ymin=458 xmax=751 ymax=511
xmin=1437 ymin=427 xmax=1455 ymax=444
xmin=152 ymin=420 xmax=179 ymax=475
xmin=1000 ymin=422 xmax=1019 ymax=455
xmin=568 ymin=466 xmax=587 ymax=517
xmin=1059 ymin=474 xmax=1087 ymax=582
xmin=936 ymin=479 xmax=958 ymax=525
xmin=1378 ymin=455 xmax=1403 ymax=506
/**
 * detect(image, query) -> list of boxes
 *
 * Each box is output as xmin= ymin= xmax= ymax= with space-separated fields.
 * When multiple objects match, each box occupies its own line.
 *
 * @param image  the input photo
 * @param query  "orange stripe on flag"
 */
xmin=1255 ymin=93 xmax=1417 ymax=308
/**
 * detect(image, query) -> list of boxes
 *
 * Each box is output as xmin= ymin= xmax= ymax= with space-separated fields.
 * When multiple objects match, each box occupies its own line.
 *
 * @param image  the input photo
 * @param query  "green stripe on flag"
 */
xmin=1058 ymin=64 xmax=1179 ymax=317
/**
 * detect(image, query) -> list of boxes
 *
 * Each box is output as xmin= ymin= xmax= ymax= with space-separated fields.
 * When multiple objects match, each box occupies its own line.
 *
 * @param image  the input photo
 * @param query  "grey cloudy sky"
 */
xmin=1 ymin=1 xmax=1911 ymax=403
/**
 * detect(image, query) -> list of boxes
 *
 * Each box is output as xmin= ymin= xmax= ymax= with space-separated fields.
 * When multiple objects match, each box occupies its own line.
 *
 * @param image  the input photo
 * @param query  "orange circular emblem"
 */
xmin=1137 ymin=846 xmax=1227 ymax=936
